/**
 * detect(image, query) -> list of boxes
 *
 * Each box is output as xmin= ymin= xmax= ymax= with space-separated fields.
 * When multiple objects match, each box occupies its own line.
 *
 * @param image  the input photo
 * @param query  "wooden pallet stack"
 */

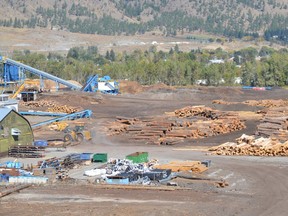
xmin=209 ymin=134 xmax=288 ymax=156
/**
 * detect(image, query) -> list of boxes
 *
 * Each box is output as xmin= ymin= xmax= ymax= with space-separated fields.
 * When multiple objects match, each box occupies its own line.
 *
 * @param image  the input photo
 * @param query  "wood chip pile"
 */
xmin=209 ymin=134 xmax=288 ymax=156
xmin=257 ymin=107 xmax=288 ymax=140
xmin=108 ymin=106 xmax=245 ymax=145
xmin=21 ymin=100 xmax=80 ymax=113
xmin=153 ymin=161 xmax=208 ymax=173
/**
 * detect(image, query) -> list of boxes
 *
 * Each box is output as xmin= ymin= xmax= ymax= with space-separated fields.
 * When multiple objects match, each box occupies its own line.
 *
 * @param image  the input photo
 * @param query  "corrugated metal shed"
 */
xmin=0 ymin=108 xmax=11 ymax=121
xmin=0 ymin=108 xmax=34 ymax=153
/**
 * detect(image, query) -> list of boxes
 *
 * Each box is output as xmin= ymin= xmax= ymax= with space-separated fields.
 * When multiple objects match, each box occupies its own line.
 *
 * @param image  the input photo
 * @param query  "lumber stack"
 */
xmin=209 ymin=134 xmax=288 ymax=156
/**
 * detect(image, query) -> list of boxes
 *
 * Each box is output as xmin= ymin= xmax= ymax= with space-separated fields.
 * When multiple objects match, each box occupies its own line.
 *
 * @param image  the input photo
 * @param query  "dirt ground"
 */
xmin=1 ymin=86 xmax=288 ymax=216
xmin=0 ymin=27 xmax=282 ymax=56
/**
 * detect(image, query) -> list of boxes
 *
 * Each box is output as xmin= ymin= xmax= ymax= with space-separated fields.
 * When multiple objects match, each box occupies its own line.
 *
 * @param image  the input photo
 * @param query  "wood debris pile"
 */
xmin=108 ymin=106 xmax=245 ymax=145
xmin=212 ymin=100 xmax=237 ymax=105
xmin=212 ymin=99 xmax=288 ymax=108
xmin=257 ymin=107 xmax=288 ymax=140
xmin=153 ymin=161 xmax=208 ymax=173
xmin=209 ymin=134 xmax=288 ymax=156
xmin=243 ymin=99 xmax=288 ymax=108
xmin=21 ymin=100 xmax=80 ymax=113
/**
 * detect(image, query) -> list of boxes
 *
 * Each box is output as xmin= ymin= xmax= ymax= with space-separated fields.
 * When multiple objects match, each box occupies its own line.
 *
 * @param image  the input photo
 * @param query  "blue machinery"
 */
xmin=0 ymin=56 xmax=82 ymax=90
xmin=20 ymin=110 xmax=93 ymax=128
xmin=0 ymin=56 xmax=119 ymax=94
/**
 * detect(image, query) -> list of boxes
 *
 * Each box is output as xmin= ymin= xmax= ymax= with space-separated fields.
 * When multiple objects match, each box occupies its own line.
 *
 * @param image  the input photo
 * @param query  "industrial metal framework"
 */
xmin=0 ymin=56 xmax=119 ymax=94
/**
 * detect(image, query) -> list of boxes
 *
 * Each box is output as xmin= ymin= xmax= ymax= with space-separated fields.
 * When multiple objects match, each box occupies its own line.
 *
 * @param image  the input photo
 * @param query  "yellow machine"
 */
xmin=10 ymin=80 xmax=40 ymax=99
xmin=63 ymin=124 xmax=92 ymax=142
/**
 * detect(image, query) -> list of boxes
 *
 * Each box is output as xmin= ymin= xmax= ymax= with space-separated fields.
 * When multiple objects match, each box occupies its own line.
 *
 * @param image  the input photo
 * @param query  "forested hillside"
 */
xmin=0 ymin=0 xmax=287 ymax=44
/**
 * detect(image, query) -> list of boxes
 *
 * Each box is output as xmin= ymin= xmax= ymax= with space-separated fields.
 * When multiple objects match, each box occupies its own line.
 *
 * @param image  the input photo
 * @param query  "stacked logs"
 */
xmin=257 ymin=107 xmax=288 ymax=140
xmin=174 ymin=106 xmax=217 ymax=118
xmin=21 ymin=100 xmax=56 ymax=108
xmin=47 ymin=105 xmax=79 ymax=113
xmin=21 ymin=100 xmax=80 ymax=113
xmin=243 ymin=99 xmax=288 ymax=108
xmin=209 ymin=134 xmax=288 ymax=156
xmin=212 ymin=99 xmax=288 ymax=108
xmin=108 ymin=106 xmax=245 ymax=145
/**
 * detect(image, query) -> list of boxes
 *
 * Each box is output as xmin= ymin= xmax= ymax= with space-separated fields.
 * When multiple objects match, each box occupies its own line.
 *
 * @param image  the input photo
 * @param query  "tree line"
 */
xmin=7 ymin=45 xmax=288 ymax=87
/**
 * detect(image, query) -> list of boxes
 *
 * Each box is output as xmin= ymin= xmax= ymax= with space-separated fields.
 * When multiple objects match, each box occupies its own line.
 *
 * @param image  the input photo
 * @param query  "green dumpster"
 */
xmin=126 ymin=152 xmax=148 ymax=163
xmin=92 ymin=153 xmax=108 ymax=163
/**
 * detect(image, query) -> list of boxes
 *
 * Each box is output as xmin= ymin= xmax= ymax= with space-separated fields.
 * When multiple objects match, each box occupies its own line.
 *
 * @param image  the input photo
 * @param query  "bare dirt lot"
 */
xmin=1 ymin=86 xmax=288 ymax=216
xmin=0 ymin=27 xmax=281 ymax=56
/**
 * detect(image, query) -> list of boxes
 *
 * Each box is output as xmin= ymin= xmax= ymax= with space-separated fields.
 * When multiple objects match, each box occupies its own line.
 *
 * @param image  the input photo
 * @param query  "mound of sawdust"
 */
xmin=119 ymin=81 xmax=144 ymax=94
xmin=31 ymin=79 xmax=82 ymax=91
xmin=119 ymin=80 xmax=174 ymax=94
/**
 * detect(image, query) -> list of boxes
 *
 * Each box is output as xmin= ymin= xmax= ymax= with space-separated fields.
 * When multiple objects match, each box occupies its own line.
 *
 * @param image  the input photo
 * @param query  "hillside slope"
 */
xmin=0 ymin=0 xmax=287 ymax=42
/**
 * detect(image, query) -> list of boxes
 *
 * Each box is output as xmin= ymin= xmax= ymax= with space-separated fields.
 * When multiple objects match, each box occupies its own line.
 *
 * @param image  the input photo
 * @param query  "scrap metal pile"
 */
xmin=36 ymin=153 xmax=93 ymax=180
xmin=0 ymin=161 xmax=47 ymax=185
xmin=85 ymin=158 xmax=209 ymax=186
xmin=209 ymin=134 xmax=288 ymax=156
xmin=21 ymin=100 xmax=80 ymax=113
xmin=109 ymin=106 xmax=245 ymax=145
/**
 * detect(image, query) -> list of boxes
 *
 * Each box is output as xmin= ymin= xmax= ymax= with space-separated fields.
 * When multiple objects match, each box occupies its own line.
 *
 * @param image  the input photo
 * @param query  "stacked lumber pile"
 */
xmin=209 ymin=134 xmax=288 ymax=156
xmin=153 ymin=161 xmax=208 ymax=173
xmin=108 ymin=106 xmax=245 ymax=145
xmin=21 ymin=100 xmax=80 ymax=113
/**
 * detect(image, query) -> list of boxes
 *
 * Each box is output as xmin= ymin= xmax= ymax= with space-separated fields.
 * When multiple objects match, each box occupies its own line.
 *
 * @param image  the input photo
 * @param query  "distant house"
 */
xmin=209 ymin=59 xmax=224 ymax=64
xmin=0 ymin=108 xmax=33 ymax=154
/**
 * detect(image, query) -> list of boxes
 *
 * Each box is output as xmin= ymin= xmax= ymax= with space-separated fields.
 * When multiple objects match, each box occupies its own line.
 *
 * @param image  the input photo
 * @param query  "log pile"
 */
xmin=21 ymin=100 xmax=80 ymax=113
xmin=47 ymin=105 xmax=79 ymax=113
xmin=243 ymin=99 xmax=288 ymax=108
xmin=108 ymin=106 xmax=245 ymax=145
xmin=257 ymin=107 xmax=288 ymax=140
xmin=212 ymin=99 xmax=288 ymax=108
xmin=209 ymin=134 xmax=288 ymax=156
xmin=174 ymin=106 xmax=218 ymax=118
